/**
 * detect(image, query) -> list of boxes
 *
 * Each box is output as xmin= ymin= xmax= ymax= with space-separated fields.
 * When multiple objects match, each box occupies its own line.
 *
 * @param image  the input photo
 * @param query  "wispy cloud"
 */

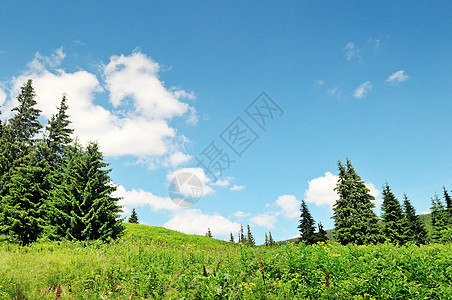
xmin=230 ymin=184 xmax=246 ymax=191
xmin=353 ymin=81 xmax=372 ymax=98
xmin=344 ymin=42 xmax=360 ymax=61
xmin=386 ymin=70 xmax=409 ymax=86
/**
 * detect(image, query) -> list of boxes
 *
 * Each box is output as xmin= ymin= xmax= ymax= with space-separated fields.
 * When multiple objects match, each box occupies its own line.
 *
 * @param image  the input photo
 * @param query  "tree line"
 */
xmin=0 ymin=80 xmax=123 ymax=245
xmin=298 ymin=158 xmax=452 ymax=245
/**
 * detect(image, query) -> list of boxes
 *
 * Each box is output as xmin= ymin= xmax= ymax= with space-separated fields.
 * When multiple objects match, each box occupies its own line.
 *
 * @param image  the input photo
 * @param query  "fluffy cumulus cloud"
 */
xmin=166 ymin=167 xmax=215 ymax=196
xmin=275 ymin=195 xmax=301 ymax=219
xmin=114 ymin=184 xmax=180 ymax=215
xmin=250 ymin=213 xmax=278 ymax=229
xmin=1 ymin=48 xmax=197 ymax=168
xmin=386 ymin=70 xmax=409 ymax=86
xmin=304 ymin=172 xmax=339 ymax=208
xmin=304 ymin=172 xmax=380 ymax=209
xmin=353 ymin=81 xmax=372 ymax=98
xmin=163 ymin=209 xmax=241 ymax=236
xmin=233 ymin=211 xmax=251 ymax=218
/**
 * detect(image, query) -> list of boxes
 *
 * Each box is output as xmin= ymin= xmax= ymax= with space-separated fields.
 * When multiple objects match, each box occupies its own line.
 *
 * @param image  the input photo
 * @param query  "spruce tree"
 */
xmin=332 ymin=158 xmax=381 ymax=245
xmin=128 ymin=208 xmax=139 ymax=224
xmin=381 ymin=183 xmax=405 ymax=244
xmin=206 ymin=228 xmax=213 ymax=238
xmin=238 ymin=224 xmax=245 ymax=244
xmin=8 ymin=80 xmax=42 ymax=148
xmin=246 ymin=224 xmax=255 ymax=246
xmin=430 ymin=194 xmax=447 ymax=242
xmin=44 ymin=94 xmax=74 ymax=169
xmin=443 ymin=187 xmax=452 ymax=225
xmin=402 ymin=194 xmax=428 ymax=244
xmin=0 ymin=145 xmax=50 ymax=244
xmin=268 ymin=231 xmax=275 ymax=246
xmin=264 ymin=232 xmax=269 ymax=246
xmin=49 ymin=142 xmax=123 ymax=241
xmin=298 ymin=199 xmax=316 ymax=244
xmin=229 ymin=232 xmax=234 ymax=243
xmin=315 ymin=222 xmax=328 ymax=243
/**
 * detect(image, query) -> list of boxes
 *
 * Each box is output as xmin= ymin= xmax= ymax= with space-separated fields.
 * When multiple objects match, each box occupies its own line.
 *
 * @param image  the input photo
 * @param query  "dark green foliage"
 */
xmin=314 ymin=222 xmax=328 ymax=243
xmin=238 ymin=224 xmax=245 ymax=244
xmin=128 ymin=208 xmax=139 ymax=224
xmin=246 ymin=224 xmax=255 ymax=246
xmin=48 ymin=142 xmax=124 ymax=241
xmin=268 ymin=231 xmax=275 ymax=246
xmin=298 ymin=199 xmax=316 ymax=244
xmin=206 ymin=228 xmax=213 ymax=238
xmin=8 ymin=80 xmax=42 ymax=148
xmin=332 ymin=158 xmax=381 ymax=245
xmin=443 ymin=187 xmax=452 ymax=224
xmin=44 ymin=94 xmax=74 ymax=169
xmin=402 ymin=194 xmax=428 ymax=244
xmin=264 ymin=232 xmax=268 ymax=246
xmin=229 ymin=232 xmax=234 ymax=243
xmin=430 ymin=194 xmax=447 ymax=242
xmin=381 ymin=183 xmax=405 ymax=244
xmin=0 ymin=145 xmax=51 ymax=244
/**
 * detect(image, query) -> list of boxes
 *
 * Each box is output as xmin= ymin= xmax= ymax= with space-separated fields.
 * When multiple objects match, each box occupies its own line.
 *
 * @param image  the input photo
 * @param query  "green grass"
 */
xmin=1 ymin=223 xmax=451 ymax=299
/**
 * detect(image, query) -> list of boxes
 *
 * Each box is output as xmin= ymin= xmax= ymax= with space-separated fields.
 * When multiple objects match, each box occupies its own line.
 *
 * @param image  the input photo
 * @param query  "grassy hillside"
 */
xmin=1 ymin=222 xmax=451 ymax=299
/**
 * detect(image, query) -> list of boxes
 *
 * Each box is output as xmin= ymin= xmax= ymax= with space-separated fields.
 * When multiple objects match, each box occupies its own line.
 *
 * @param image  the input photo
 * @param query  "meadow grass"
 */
xmin=0 ymin=223 xmax=451 ymax=299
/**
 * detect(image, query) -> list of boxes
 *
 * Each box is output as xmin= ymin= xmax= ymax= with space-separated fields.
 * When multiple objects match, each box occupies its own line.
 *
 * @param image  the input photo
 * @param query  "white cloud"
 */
xmin=233 ymin=211 xmax=251 ymax=218
xmin=250 ymin=213 xmax=278 ymax=229
xmin=163 ymin=208 xmax=241 ymax=236
xmin=275 ymin=195 xmax=301 ymax=219
xmin=230 ymin=184 xmax=246 ymax=191
xmin=114 ymin=184 xmax=180 ymax=215
xmin=344 ymin=42 xmax=360 ymax=61
xmin=1 ymin=49 xmax=196 ymax=168
xmin=353 ymin=81 xmax=372 ymax=98
xmin=327 ymin=87 xmax=342 ymax=99
xmin=304 ymin=172 xmax=339 ymax=208
xmin=0 ymin=87 xmax=6 ymax=107
xmin=167 ymin=167 xmax=215 ymax=196
xmin=386 ymin=70 xmax=409 ymax=86
xmin=304 ymin=172 xmax=381 ymax=209
xmin=211 ymin=176 xmax=234 ymax=187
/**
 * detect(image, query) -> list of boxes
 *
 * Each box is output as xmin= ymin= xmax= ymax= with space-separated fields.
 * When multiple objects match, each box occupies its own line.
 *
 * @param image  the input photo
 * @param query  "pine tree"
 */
xmin=264 ymin=232 xmax=269 ymax=246
xmin=229 ymin=232 xmax=234 ymax=243
xmin=298 ymin=199 xmax=316 ymax=244
xmin=381 ymin=183 xmax=405 ymax=244
xmin=332 ymin=158 xmax=381 ymax=245
xmin=268 ymin=231 xmax=275 ymax=246
xmin=402 ymin=194 xmax=428 ymax=244
xmin=206 ymin=228 xmax=213 ymax=238
xmin=430 ymin=194 xmax=447 ymax=242
xmin=128 ymin=208 xmax=139 ymax=224
xmin=48 ymin=142 xmax=124 ymax=241
xmin=246 ymin=224 xmax=255 ymax=246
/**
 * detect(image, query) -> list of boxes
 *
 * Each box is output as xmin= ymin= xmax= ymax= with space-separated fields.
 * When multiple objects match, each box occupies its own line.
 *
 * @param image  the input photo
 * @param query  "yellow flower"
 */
xmin=331 ymin=253 xmax=341 ymax=257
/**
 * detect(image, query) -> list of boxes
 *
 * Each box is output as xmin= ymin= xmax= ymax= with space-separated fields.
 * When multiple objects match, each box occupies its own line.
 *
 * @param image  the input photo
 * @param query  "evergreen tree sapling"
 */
xmin=128 ymin=208 xmax=139 ymax=224
xmin=206 ymin=228 xmax=213 ymax=238
xmin=229 ymin=232 xmax=234 ymax=243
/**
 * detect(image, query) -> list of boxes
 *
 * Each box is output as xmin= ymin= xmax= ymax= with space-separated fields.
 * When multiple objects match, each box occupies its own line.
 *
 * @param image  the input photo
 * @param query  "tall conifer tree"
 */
xmin=381 ymin=183 xmax=405 ymax=244
xmin=298 ymin=199 xmax=316 ymax=244
xmin=430 ymin=194 xmax=447 ymax=242
xmin=332 ymin=158 xmax=381 ymax=245
xmin=402 ymin=194 xmax=428 ymax=244
xmin=246 ymin=224 xmax=255 ymax=246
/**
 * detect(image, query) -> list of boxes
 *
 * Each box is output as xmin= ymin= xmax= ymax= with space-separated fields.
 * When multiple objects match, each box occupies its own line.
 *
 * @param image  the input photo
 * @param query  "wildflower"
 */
xmin=331 ymin=253 xmax=341 ymax=257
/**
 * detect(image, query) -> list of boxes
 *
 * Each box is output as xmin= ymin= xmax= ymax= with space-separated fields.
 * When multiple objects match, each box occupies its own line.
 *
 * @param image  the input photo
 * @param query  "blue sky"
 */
xmin=1 ymin=1 xmax=451 ymax=243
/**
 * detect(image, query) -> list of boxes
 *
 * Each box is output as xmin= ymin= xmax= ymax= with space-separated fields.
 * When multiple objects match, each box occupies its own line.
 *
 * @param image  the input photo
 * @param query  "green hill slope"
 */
xmin=1 ymin=221 xmax=451 ymax=299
